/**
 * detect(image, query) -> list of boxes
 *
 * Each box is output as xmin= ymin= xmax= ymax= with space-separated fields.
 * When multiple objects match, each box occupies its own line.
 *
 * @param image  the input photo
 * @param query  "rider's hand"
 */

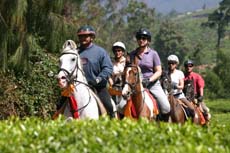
xmin=142 ymin=78 xmax=150 ymax=88
xmin=88 ymin=77 xmax=102 ymax=86
xmin=172 ymin=82 xmax=178 ymax=89
xmin=197 ymin=96 xmax=203 ymax=103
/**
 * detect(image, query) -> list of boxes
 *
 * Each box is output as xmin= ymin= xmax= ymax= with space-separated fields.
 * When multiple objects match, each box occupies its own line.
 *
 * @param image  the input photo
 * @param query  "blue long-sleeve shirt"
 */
xmin=79 ymin=43 xmax=113 ymax=87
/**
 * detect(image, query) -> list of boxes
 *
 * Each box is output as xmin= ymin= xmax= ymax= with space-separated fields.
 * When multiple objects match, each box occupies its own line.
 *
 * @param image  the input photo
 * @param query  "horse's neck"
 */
xmin=75 ymin=61 xmax=88 ymax=83
xmin=76 ymin=70 xmax=87 ymax=83
xmin=168 ymin=94 xmax=177 ymax=108
xmin=132 ymin=84 xmax=144 ymax=112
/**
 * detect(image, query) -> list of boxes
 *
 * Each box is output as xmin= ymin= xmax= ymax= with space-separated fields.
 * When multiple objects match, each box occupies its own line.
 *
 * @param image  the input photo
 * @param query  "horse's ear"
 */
xmin=125 ymin=56 xmax=131 ymax=66
xmin=63 ymin=40 xmax=77 ymax=50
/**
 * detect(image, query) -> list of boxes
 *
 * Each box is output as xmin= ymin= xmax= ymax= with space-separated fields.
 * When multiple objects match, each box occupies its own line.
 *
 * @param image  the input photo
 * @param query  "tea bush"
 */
xmin=0 ymin=117 xmax=229 ymax=153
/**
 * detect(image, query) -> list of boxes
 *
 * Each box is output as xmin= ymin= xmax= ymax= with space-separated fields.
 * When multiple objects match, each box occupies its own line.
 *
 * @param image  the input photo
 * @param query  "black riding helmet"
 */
xmin=184 ymin=60 xmax=194 ymax=67
xmin=77 ymin=25 xmax=96 ymax=37
xmin=135 ymin=28 xmax=152 ymax=42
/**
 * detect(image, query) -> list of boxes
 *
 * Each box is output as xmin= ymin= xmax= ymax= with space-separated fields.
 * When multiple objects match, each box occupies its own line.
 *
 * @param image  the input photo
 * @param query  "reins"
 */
xmin=123 ymin=64 xmax=146 ymax=117
xmin=123 ymin=65 xmax=140 ymax=94
xmin=59 ymin=50 xmax=93 ymax=116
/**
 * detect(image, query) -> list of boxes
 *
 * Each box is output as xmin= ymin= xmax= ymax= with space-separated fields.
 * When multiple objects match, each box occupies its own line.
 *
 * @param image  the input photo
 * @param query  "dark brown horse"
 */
xmin=160 ymin=71 xmax=186 ymax=123
xmin=121 ymin=63 xmax=159 ymax=120
xmin=183 ymin=79 xmax=207 ymax=125
xmin=160 ymin=71 xmax=205 ymax=125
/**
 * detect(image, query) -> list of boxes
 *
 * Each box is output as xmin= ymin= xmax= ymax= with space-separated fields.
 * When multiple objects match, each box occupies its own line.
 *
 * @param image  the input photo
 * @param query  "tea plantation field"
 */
xmin=0 ymin=99 xmax=229 ymax=153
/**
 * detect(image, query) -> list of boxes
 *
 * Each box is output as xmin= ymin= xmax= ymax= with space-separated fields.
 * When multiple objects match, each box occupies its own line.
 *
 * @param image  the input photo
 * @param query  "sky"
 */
xmin=138 ymin=0 xmax=222 ymax=14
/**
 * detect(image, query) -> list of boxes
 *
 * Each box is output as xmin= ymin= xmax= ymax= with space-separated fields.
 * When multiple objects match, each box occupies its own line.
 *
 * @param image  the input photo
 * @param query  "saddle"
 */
xmin=123 ymin=89 xmax=159 ymax=119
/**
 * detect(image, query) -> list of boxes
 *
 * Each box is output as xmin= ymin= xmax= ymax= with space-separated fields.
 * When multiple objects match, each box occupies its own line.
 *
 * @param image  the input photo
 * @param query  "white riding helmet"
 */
xmin=167 ymin=54 xmax=179 ymax=64
xmin=112 ymin=41 xmax=126 ymax=52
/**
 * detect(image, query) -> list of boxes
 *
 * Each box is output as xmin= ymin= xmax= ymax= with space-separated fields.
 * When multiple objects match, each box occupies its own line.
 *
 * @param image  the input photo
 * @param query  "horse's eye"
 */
xmin=71 ymin=58 xmax=76 ymax=62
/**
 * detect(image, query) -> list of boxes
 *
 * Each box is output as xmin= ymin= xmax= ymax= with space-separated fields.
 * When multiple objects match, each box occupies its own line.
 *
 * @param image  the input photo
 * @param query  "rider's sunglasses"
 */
xmin=78 ymin=34 xmax=92 ymax=38
xmin=168 ymin=61 xmax=177 ymax=65
xmin=137 ymin=36 xmax=148 ymax=40
xmin=114 ymin=49 xmax=123 ymax=52
xmin=186 ymin=64 xmax=193 ymax=68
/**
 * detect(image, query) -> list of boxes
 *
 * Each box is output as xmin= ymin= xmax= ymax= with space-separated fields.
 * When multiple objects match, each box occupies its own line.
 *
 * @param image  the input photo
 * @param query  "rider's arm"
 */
xmin=108 ymin=77 xmax=114 ymax=86
xmin=177 ymin=78 xmax=184 ymax=90
xmin=149 ymin=65 xmax=162 ymax=82
xmin=197 ymin=74 xmax=205 ymax=97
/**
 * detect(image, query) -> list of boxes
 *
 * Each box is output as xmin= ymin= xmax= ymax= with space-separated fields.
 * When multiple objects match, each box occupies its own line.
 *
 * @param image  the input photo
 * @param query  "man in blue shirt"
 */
xmin=77 ymin=25 xmax=115 ymax=118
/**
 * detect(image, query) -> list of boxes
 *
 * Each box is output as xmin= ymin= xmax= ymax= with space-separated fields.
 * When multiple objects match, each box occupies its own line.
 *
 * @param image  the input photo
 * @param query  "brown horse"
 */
xmin=160 ymin=71 xmax=186 ymax=123
xmin=122 ymin=63 xmax=159 ymax=120
xmin=160 ymin=71 xmax=205 ymax=125
xmin=183 ymin=79 xmax=207 ymax=125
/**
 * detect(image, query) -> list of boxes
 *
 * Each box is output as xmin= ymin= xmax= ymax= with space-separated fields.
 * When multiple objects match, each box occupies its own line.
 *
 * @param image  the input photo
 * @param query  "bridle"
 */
xmin=58 ymin=49 xmax=93 ymax=116
xmin=123 ymin=64 xmax=147 ymax=116
xmin=58 ymin=50 xmax=87 ymax=86
xmin=123 ymin=64 xmax=140 ymax=94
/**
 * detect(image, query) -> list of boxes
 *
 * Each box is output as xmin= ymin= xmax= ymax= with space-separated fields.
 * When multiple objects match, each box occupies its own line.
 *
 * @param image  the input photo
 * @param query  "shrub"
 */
xmin=204 ymin=70 xmax=225 ymax=99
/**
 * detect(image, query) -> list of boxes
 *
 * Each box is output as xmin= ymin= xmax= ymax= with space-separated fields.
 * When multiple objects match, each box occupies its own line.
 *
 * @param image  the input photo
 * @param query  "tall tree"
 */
xmin=154 ymin=20 xmax=187 ymax=68
xmin=0 ymin=0 xmax=84 ymax=73
xmin=202 ymin=0 xmax=230 ymax=48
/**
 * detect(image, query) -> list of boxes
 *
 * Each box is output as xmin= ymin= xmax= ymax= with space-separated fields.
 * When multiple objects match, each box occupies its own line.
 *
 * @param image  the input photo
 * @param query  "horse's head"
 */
xmin=183 ymin=79 xmax=195 ymax=102
xmin=160 ymin=71 xmax=172 ymax=94
xmin=57 ymin=40 xmax=81 ymax=88
xmin=122 ymin=64 xmax=141 ymax=99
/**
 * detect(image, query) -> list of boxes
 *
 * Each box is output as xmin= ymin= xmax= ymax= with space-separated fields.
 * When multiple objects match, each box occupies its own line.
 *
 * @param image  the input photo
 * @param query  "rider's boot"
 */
xmin=160 ymin=113 xmax=170 ymax=122
xmin=200 ymin=102 xmax=211 ymax=121
xmin=109 ymin=112 xmax=116 ymax=119
xmin=56 ymin=96 xmax=68 ymax=110
xmin=203 ymin=111 xmax=211 ymax=121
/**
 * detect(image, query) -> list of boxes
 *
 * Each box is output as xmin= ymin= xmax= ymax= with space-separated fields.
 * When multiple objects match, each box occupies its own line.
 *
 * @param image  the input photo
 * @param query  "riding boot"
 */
xmin=109 ymin=112 xmax=116 ymax=119
xmin=189 ymin=108 xmax=195 ymax=118
xmin=160 ymin=113 xmax=170 ymax=122
xmin=56 ymin=96 xmax=68 ymax=110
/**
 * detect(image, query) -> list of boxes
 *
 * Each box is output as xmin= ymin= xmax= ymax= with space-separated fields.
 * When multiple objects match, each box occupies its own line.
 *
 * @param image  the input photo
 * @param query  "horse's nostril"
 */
xmin=61 ymin=76 xmax=66 ymax=80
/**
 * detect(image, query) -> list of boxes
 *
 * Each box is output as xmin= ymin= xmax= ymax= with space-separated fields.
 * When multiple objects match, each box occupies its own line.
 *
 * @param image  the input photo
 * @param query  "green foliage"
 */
xmin=204 ymin=70 xmax=225 ymax=98
xmin=202 ymin=0 xmax=230 ymax=48
xmin=0 ymin=0 xmax=230 ymax=117
xmin=0 ymin=47 xmax=59 ymax=119
xmin=0 ymin=116 xmax=229 ymax=153
xmin=154 ymin=20 xmax=187 ymax=67
xmin=207 ymin=99 xmax=230 ymax=114
xmin=214 ymin=49 xmax=230 ymax=97
xmin=172 ymin=12 xmax=217 ymax=65
xmin=202 ymin=49 xmax=230 ymax=99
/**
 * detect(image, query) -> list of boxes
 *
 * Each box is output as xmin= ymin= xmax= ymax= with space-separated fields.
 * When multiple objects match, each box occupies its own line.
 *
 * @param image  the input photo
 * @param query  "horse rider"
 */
xmin=184 ymin=60 xmax=211 ymax=121
xmin=127 ymin=28 xmax=171 ymax=121
xmin=108 ymin=41 xmax=127 ymax=115
xmin=77 ymin=25 xmax=115 ymax=118
xmin=108 ymin=41 xmax=126 ymax=88
xmin=167 ymin=55 xmax=197 ymax=120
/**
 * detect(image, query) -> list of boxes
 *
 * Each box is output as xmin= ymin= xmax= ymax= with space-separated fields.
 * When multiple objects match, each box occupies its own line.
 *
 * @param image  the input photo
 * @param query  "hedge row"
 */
xmin=0 ymin=117 xmax=229 ymax=153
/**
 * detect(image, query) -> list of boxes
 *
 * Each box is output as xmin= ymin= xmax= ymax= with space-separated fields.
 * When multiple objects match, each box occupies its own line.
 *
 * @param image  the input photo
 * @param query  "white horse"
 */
xmin=56 ymin=40 xmax=105 ymax=120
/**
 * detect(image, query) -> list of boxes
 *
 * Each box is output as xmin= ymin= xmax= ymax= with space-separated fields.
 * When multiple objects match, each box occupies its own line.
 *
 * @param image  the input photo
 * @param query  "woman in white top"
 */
xmin=108 ymin=42 xmax=126 ymax=110
xmin=167 ymin=54 xmax=196 ymax=118
xmin=109 ymin=41 xmax=126 ymax=87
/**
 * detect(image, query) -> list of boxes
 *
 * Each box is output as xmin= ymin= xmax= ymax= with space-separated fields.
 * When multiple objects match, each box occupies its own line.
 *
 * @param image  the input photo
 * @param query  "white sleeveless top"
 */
xmin=170 ymin=69 xmax=186 ymax=98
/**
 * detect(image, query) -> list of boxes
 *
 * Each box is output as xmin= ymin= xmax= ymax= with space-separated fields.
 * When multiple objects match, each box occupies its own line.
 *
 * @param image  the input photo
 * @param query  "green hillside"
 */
xmin=171 ymin=8 xmax=229 ymax=64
